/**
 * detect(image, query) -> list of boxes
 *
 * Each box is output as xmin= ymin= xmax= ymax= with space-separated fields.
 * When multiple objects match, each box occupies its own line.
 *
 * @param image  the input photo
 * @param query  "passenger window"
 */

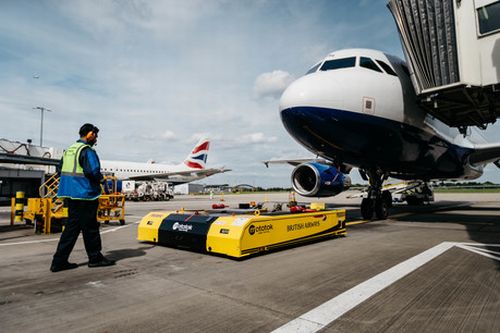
xmin=375 ymin=60 xmax=397 ymax=76
xmin=305 ymin=62 xmax=322 ymax=75
xmin=360 ymin=57 xmax=382 ymax=73
xmin=320 ymin=57 xmax=356 ymax=71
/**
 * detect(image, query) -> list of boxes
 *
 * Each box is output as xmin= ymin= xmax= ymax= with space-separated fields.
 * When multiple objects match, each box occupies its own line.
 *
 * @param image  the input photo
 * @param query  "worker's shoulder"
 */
xmin=79 ymin=145 xmax=98 ymax=160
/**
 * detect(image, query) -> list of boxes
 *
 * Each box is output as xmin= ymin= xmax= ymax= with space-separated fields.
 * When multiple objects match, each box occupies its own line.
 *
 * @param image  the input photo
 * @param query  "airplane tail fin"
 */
xmin=184 ymin=138 xmax=210 ymax=169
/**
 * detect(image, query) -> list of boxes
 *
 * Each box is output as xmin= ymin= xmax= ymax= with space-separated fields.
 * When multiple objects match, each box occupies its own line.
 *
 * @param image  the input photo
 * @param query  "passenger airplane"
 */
xmin=271 ymin=48 xmax=500 ymax=219
xmin=101 ymin=138 xmax=229 ymax=185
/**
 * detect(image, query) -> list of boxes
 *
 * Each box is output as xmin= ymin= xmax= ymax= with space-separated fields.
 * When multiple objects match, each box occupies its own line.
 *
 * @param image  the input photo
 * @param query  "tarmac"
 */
xmin=0 ymin=191 xmax=499 ymax=332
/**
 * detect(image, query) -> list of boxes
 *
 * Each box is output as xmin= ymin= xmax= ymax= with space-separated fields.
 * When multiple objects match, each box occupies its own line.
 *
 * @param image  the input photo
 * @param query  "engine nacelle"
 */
xmin=291 ymin=162 xmax=351 ymax=197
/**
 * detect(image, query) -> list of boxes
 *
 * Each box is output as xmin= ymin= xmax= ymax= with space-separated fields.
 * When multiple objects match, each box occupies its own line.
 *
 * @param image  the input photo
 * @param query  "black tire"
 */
xmin=104 ymin=220 xmax=110 ymax=225
xmin=119 ymin=219 xmax=125 ymax=225
xmin=361 ymin=198 xmax=374 ymax=220
xmin=406 ymin=196 xmax=424 ymax=205
xmin=382 ymin=190 xmax=392 ymax=208
xmin=375 ymin=198 xmax=389 ymax=220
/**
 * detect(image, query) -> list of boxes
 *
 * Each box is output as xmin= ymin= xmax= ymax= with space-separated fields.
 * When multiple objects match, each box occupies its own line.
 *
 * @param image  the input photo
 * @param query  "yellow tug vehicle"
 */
xmin=138 ymin=205 xmax=346 ymax=258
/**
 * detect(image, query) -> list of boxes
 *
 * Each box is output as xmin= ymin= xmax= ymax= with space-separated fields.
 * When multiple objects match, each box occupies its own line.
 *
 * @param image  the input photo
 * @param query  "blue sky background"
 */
xmin=1 ymin=0 xmax=499 ymax=186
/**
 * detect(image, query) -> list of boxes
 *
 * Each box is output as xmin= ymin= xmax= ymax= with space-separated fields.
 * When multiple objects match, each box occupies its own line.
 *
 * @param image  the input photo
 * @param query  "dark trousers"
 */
xmin=52 ymin=199 xmax=103 ymax=265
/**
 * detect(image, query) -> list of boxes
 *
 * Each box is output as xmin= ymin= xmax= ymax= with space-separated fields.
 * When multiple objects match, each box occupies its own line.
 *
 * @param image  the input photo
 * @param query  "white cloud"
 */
xmin=161 ymin=130 xmax=177 ymax=140
xmin=139 ymin=130 xmax=177 ymax=141
xmin=55 ymin=0 xmax=218 ymax=42
xmin=242 ymin=132 xmax=277 ymax=144
xmin=253 ymin=70 xmax=295 ymax=99
xmin=189 ymin=132 xmax=214 ymax=143
xmin=216 ymin=132 xmax=278 ymax=150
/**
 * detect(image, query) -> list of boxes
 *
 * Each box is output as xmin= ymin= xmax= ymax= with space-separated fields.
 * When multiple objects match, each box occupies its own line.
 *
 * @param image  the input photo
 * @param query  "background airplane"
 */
xmin=271 ymin=48 xmax=500 ymax=220
xmin=101 ymin=138 xmax=230 ymax=185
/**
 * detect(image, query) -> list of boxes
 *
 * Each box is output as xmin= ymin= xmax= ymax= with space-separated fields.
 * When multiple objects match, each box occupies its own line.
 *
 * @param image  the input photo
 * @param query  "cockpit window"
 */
xmin=305 ymin=62 xmax=322 ymax=75
xmin=375 ymin=60 xmax=397 ymax=76
xmin=319 ymin=57 xmax=356 ymax=71
xmin=360 ymin=57 xmax=382 ymax=73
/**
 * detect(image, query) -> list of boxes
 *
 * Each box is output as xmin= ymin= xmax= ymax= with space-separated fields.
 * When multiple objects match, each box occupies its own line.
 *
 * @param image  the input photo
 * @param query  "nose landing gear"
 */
xmin=360 ymin=169 xmax=392 ymax=220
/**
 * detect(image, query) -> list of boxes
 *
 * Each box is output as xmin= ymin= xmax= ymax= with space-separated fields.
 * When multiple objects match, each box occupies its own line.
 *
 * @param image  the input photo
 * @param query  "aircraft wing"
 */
xmin=469 ymin=143 xmax=500 ymax=167
xmin=127 ymin=167 xmax=231 ymax=181
xmin=263 ymin=158 xmax=331 ymax=167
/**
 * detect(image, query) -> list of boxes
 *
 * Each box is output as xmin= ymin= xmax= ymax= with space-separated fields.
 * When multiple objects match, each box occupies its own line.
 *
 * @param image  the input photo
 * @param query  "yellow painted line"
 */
xmin=346 ymin=220 xmax=370 ymax=226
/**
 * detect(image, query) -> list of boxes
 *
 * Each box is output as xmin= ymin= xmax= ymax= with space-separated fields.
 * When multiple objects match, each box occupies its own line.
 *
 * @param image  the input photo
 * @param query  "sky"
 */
xmin=0 ymin=0 xmax=499 ymax=187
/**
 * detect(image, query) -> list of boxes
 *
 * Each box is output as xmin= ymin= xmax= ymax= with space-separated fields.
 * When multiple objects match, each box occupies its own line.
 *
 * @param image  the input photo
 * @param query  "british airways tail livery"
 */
xmin=184 ymin=138 xmax=209 ymax=169
xmin=101 ymin=138 xmax=229 ymax=185
xmin=277 ymin=48 xmax=500 ymax=219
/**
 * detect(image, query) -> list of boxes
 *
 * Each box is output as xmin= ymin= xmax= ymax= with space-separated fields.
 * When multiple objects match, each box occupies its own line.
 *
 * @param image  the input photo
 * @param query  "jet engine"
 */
xmin=291 ymin=162 xmax=351 ymax=197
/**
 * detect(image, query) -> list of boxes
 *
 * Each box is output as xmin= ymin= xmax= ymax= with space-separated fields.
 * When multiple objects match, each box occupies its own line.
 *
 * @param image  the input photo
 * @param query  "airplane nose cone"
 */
xmin=278 ymin=73 xmax=349 ymax=154
xmin=279 ymin=73 xmax=344 ymax=113
xmin=279 ymin=76 xmax=313 ymax=113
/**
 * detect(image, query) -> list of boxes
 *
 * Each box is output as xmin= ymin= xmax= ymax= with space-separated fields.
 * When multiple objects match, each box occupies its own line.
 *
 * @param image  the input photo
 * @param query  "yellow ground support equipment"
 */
xmin=138 ymin=209 xmax=346 ymax=258
xmin=24 ymin=197 xmax=68 ymax=234
xmin=20 ymin=174 xmax=126 ymax=233
xmin=97 ymin=175 xmax=126 ymax=225
xmin=97 ymin=194 xmax=126 ymax=225
xmin=22 ymin=174 xmax=68 ymax=234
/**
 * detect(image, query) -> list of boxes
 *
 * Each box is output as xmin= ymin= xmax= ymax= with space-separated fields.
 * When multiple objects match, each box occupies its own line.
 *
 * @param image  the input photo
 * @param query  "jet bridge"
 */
xmin=388 ymin=0 xmax=500 ymax=131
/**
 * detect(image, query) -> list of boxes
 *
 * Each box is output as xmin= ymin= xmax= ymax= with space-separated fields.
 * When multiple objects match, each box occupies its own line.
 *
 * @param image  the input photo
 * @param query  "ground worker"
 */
xmin=50 ymin=123 xmax=115 ymax=272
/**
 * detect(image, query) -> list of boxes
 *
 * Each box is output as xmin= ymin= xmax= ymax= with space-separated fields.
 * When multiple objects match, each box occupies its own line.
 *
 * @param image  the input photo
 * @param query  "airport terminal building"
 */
xmin=0 ymin=138 xmax=60 ymax=205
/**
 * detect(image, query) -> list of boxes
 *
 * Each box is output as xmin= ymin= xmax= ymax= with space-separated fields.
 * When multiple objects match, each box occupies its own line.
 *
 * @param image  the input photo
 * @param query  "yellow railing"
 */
xmin=39 ymin=173 xmax=60 ymax=198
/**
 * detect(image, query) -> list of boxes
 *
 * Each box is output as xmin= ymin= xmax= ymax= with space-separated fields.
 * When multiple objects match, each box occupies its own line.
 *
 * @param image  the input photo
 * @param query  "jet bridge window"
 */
xmin=375 ymin=60 xmax=397 ymax=76
xmin=477 ymin=1 xmax=500 ymax=35
xmin=319 ymin=57 xmax=356 ymax=71
xmin=360 ymin=57 xmax=382 ymax=73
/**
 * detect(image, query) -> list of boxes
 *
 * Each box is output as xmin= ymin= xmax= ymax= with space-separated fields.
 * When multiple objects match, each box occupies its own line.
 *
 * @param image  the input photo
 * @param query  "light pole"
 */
xmin=33 ymin=106 xmax=52 ymax=147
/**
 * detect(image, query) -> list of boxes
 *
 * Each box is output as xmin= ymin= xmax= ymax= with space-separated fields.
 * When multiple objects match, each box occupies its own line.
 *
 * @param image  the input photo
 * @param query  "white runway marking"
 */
xmin=455 ymin=243 xmax=500 ymax=261
xmin=0 ymin=220 xmax=139 ymax=247
xmin=0 ymin=238 xmax=60 ymax=246
xmin=86 ymin=280 xmax=105 ymax=288
xmin=271 ymin=241 xmax=497 ymax=333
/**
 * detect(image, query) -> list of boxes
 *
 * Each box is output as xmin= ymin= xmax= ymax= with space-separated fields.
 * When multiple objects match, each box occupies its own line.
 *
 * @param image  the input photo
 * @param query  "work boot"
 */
xmin=50 ymin=261 xmax=79 ymax=273
xmin=88 ymin=257 xmax=116 ymax=268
